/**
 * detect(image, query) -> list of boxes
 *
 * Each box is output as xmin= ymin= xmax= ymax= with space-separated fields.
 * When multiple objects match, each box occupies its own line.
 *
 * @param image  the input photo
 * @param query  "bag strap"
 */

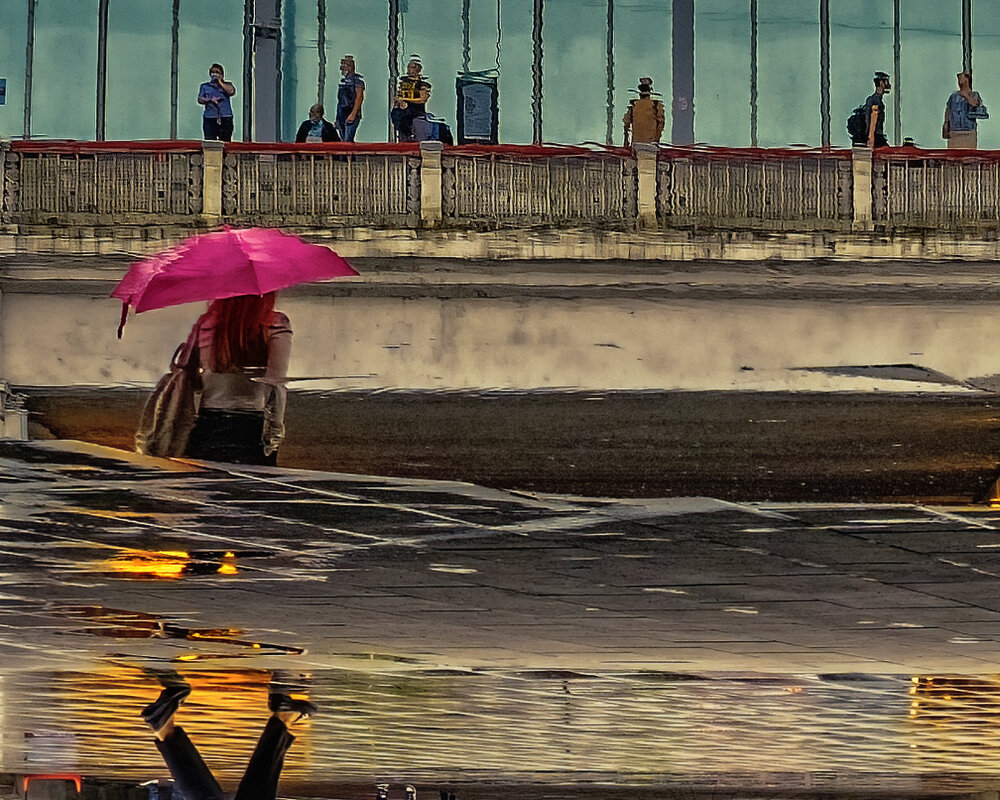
xmin=172 ymin=318 xmax=204 ymax=371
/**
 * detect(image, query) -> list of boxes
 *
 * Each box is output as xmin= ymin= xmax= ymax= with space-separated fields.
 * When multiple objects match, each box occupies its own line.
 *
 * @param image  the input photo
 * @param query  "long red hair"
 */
xmin=206 ymin=292 xmax=275 ymax=371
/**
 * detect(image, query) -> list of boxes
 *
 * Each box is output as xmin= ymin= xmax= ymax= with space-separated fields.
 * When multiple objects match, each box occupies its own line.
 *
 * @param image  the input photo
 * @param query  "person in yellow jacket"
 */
xmin=623 ymin=77 xmax=665 ymax=146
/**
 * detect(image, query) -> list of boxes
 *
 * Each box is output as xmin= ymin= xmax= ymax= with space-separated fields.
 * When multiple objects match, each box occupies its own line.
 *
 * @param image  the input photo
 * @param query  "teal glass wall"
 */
xmin=31 ymin=0 xmax=100 ymax=140
xmin=0 ymin=0 xmax=987 ymax=149
xmin=176 ymin=1 xmax=245 ymax=141
xmin=0 ymin=0 xmax=27 ymax=138
xmin=106 ymin=0 xmax=173 ymax=140
xmin=972 ymin=3 xmax=1000 ymax=149
xmin=899 ymin=0 xmax=962 ymax=147
xmin=756 ymin=1 xmax=819 ymax=147
xmin=830 ymin=0 xmax=893 ymax=147
xmin=694 ymin=1 xmax=746 ymax=146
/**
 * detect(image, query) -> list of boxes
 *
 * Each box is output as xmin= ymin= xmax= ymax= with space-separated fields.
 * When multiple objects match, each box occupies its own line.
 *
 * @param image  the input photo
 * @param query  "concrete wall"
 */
xmin=3 ymin=289 xmax=996 ymax=393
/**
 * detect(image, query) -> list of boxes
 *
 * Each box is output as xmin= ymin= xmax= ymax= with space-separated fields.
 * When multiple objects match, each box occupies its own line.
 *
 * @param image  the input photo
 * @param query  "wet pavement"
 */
xmin=8 ymin=441 xmax=1000 ymax=794
xmin=22 ymin=387 xmax=1000 ymax=502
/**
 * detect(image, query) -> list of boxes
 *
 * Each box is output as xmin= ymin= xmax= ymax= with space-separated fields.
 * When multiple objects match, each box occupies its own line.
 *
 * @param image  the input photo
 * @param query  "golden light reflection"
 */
xmin=989 ymin=478 xmax=1000 ymax=509
xmin=103 ymin=550 xmax=240 ymax=580
xmin=908 ymin=676 xmax=1000 ymax=728
xmin=13 ymin=665 xmax=313 ymax=783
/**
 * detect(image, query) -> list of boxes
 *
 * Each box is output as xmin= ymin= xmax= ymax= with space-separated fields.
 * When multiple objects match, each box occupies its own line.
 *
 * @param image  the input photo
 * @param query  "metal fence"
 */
xmin=657 ymin=148 xmax=854 ymax=230
xmin=6 ymin=142 xmax=203 ymax=224
xmin=222 ymin=144 xmax=420 ymax=226
xmin=442 ymin=147 xmax=637 ymax=227
xmin=874 ymin=150 xmax=1000 ymax=228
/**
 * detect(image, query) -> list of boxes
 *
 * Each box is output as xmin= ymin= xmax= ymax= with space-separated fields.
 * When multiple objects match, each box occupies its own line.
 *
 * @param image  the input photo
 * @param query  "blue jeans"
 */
xmin=337 ymin=117 xmax=360 ymax=142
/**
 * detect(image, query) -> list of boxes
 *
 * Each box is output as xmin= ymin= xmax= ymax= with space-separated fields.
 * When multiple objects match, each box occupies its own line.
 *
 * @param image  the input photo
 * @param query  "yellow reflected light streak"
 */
xmin=103 ymin=550 xmax=240 ymax=579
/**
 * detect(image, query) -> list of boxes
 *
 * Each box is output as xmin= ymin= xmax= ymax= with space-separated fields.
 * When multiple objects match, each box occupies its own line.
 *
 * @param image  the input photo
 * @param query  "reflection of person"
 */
xmin=336 ymin=55 xmax=366 ymax=142
xmin=198 ymin=63 xmax=237 ymax=142
xmin=623 ymin=77 xmax=665 ymax=146
xmin=943 ymin=72 xmax=984 ymax=149
xmin=295 ymin=104 xmax=339 ymax=143
xmin=864 ymin=71 xmax=891 ymax=149
xmin=392 ymin=57 xmax=431 ymax=142
xmin=184 ymin=293 xmax=292 ymax=465
xmin=142 ymin=679 xmax=317 ymax=800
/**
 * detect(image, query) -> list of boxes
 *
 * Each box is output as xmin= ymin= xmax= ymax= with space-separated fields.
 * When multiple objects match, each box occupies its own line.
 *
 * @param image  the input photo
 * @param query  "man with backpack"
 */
xmin=848 ymin=71 xmax=891 ymax=148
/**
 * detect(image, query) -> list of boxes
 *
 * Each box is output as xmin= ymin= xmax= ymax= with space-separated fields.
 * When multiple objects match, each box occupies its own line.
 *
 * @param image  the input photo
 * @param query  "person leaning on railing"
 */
xmin=943 ymin=71 xmax=988 ymax=149
xmin=295 ymin=104 xmax=340 ymax=143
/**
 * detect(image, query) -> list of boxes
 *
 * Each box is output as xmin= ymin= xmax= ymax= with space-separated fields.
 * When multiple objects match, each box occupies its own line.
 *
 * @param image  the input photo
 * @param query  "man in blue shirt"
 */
xmin=336 ymin=55 xmax=365 ymax=142
xmin=198 ymin=63 xmax=236 ymax=142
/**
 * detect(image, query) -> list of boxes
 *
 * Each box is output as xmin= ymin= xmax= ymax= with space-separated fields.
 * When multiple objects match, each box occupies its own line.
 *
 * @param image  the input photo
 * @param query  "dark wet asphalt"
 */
xmin=21 ymin=387 xmax=1000 ymax=503
xmin=8 ymin=440 xmax=1000 ymax=794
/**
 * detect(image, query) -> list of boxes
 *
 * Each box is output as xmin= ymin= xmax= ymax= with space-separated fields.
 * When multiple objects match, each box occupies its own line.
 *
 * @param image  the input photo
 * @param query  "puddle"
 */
xmin=50 ymin=605 xmax=305 ymax=661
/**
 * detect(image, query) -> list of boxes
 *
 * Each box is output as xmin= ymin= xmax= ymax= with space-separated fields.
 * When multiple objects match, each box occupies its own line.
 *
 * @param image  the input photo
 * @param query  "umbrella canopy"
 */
xmin=112 ymin=227 xmax=358 ymax=335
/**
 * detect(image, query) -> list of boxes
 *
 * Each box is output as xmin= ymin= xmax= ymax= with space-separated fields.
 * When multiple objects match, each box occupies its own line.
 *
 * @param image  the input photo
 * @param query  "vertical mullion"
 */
xmin=532 ymin=0 xmax=544 ymax=144
xmin=24 ymin=0 xmax=36 ymax=139
xmin=243 ymin=0 xmax=254 ymax=141
xmin=605 ymin=0 xmax=614 ymax=146
xmin=170 ymin=0 xmax=180 ymax=138
xmin=388 ymin=0 xmax=400 ymax=140
xmin=462 ymin=0 xmax=471 ymax=74
xmin=962 ymin=0 xmax=973 ymax=75
xmin=893 ymin=0 xmax=901 ymax=147
xmin=96 ymin=0 xmax=109 ymax=140
xmin=749 ymin=0 xmax=757 ymax=148
xmin=318 ymin=0 xmax=327 ymax=105
xmin=819 ymin=0 xmax=830 ymax=147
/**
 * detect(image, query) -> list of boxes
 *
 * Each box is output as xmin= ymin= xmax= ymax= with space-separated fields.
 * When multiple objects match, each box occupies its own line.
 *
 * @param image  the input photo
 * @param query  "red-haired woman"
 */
xmin=185 ymin=292 xmax=292 ymax=465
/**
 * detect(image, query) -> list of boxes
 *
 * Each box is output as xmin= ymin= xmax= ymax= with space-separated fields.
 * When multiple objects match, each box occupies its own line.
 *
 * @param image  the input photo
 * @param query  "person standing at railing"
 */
xmin=864 ymin=71 xmax=891 ymax=149
xmin=392 ymin=57 xmax=432 ymax=142
xmin=623 ymin=77 xmax=665 ymax=147
xmin=198 ymin=63 xmax=237 ymax=142
xmin=336 ymin=55 xmax=366 ymax=142
xmin=943 ymin=72 xmax=987 ymax=149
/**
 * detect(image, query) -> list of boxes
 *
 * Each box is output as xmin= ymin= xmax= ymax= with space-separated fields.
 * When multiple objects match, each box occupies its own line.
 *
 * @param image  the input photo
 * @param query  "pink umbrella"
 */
xmin=112 ymin=227 xmax=358 ymax=336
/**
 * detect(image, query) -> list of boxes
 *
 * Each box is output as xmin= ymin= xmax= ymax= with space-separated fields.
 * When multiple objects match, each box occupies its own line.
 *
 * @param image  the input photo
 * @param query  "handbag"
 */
xmin=134 ymin=322 xmax=202 ymax=457
xmin=970 ymin=103 xmax=989 ymax=120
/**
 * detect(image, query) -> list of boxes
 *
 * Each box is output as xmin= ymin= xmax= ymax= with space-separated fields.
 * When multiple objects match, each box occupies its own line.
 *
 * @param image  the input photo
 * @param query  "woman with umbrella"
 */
xmin=185 ymin=292 xmax=291 ymax=465
xmin=113 ymin=227 xmax=357 ymax=465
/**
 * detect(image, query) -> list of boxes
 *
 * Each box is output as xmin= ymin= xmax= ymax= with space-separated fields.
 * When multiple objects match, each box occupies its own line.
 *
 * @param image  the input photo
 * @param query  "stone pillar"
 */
xmin=201 ymin=141 xmax=225 ymax=223
xmin=634 ymin=143 xmax=658 ymax=229
xmin=851 ymin=145 xmax=873 ymax=231
xmin=671 ymin=0 xmax=695 ymax=144
xmin=419 ymin=140 xmax=444 ymax=227
xmin=252 ymin=0 xmax=282 ymax=142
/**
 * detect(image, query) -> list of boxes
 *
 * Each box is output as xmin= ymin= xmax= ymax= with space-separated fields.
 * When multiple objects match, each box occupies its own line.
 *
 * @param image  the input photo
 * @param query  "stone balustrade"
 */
xmin=3 ymin=138 xmax=1000 ymax=236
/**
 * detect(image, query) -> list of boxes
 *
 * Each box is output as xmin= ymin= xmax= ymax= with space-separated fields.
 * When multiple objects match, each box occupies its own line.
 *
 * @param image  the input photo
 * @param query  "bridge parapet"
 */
xmin=3 ymin=139 xmax=1000 ymax=240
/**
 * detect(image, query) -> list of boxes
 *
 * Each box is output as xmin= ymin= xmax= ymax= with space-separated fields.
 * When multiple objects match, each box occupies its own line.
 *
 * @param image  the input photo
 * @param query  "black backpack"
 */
xmin=846 ymin=105 xmax=867 ymax=142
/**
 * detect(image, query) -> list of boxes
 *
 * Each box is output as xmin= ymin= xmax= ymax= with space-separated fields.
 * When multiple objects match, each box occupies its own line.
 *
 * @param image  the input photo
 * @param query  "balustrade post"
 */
xmin=851 ymin=145 xmax=874 ymax=231
xmin=419 ymin=140 xmax=444 ymax=227
xmin=201 ymin=140 xmax=225 ymax=223
xmin=634 ymin=143 xmax=658 ymax=229
xmin=0 ymin=138 xmax=10 ymax=225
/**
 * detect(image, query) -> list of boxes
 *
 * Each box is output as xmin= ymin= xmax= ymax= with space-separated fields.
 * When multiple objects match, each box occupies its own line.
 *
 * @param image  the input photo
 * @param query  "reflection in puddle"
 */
xmin=7 ymin=669 xmax=1000 ymax=792
xmin=51 ymin=605 xmax=305 ymax=661
xmin=104 ymin=550 xmax=240 ymax=580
